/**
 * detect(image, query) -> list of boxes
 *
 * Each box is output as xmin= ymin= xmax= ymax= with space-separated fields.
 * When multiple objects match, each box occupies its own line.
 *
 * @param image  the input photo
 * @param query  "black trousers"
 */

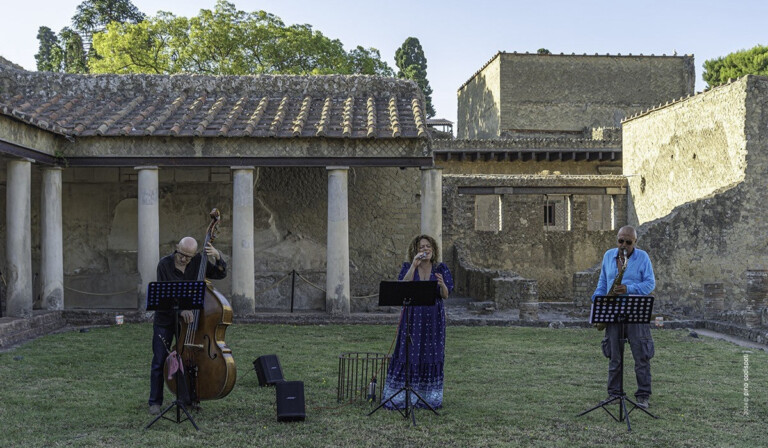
xmin=602 ymin=323 xmax=654 ymax=399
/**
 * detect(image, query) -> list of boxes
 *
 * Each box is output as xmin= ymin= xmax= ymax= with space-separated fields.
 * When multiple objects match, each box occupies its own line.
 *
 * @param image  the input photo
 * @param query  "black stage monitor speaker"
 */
xmin=253 ymin=355 xmax=284 ymax=386
xmin=276 ymin=381 xmax=306 ymax=422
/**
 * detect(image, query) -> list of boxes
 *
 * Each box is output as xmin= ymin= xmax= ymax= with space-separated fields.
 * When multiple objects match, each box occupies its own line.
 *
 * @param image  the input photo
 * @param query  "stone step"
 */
xmin=0 ymin=311 xmax=66 ymax=350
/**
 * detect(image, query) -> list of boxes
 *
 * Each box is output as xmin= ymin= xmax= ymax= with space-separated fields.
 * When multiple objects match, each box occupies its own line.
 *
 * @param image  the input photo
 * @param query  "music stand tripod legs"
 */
xmin=578 ymin=321 xmax=657 ymax=432
xmin=368 ymin=298 xmax=440 ymax=426
xmin=145 ymin=308 xmax=199 ymax=430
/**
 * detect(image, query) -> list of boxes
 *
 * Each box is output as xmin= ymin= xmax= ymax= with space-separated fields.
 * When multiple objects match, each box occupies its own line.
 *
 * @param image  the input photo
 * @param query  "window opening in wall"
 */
xmin=543 ymin=195 xmax=571 ymax=231
xmin=474 ymin=194 xmax=502 ymax=232
xmin=544 ymin=203 xmax=555 ymax=226
xmin=587 ymin=195 xmax=615 ymax=231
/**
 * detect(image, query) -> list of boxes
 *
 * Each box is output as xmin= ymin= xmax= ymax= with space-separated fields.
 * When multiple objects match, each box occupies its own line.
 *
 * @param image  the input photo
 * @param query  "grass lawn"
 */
xmin=0 ymin=323 xmax=765 ymax=447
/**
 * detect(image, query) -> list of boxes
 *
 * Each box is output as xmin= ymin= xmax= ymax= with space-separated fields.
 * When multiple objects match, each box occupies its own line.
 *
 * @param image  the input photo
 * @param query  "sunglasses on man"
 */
xmin=617 ymin=239 xmax=633 ymax=245
xmin=174 ymin=250 xmax=195 ymax=260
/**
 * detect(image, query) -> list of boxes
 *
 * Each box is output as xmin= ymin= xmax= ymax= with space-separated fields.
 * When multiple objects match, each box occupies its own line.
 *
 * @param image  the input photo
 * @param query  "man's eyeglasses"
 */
xmin=174 ymin=250 xmax=195 ymax=260
xmin=617 ymin=239 xmax=633 ymax=245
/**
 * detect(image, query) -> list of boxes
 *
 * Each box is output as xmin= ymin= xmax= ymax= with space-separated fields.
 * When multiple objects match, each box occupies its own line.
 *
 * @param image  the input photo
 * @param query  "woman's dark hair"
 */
xmin=407 ymin=234 xmax=440 ymax=263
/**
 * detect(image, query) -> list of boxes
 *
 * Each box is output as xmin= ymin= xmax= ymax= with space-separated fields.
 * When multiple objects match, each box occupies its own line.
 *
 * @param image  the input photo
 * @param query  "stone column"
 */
xmin=231 ymin=167 xmax=255 ymax=316
xmin=136 ymin=166 xmax=159 ymax=311
xmin=420 ymin=167 xmax=443 ymax=260
xmin=41 ymin=167 xmax=64 ymax=310
xmin=326 ymin=167 xmax=350 ymax=315
xmin=6 ymin=160 xmax=33 ymax=317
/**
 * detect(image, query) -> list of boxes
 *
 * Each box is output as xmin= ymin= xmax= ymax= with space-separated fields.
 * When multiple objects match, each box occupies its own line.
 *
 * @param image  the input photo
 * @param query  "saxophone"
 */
xmin=595 ymin=249 xmax=628 ymax=331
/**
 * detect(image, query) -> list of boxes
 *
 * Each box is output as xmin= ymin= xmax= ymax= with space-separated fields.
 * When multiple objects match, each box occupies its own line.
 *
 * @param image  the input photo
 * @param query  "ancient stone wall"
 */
xmin=0 ymin=165 xmax=420 ymax=312
xmin=457 ymin=52 xmax=694 ymax=138
xmin=443 ymin=174 xmax=627 ymax=300
xmin=623 ymin=79 xmax=748 ymax=225
xmin=456 ymin=56 xmax=501 ymax=139
xmin=499 ymin=53 xmax=694 ymax=133
xmin=623 ymin=76 xmax=768 ymax=313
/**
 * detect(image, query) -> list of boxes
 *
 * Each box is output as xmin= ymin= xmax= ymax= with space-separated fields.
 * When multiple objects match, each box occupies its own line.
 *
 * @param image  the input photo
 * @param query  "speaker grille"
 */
xmin=276 ymin=381 xmax=306 ymax=422
xmin=253 ymin=355 xmax=285 ymax=387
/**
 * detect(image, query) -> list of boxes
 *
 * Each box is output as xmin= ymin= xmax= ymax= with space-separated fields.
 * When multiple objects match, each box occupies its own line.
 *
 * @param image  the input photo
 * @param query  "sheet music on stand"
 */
xmin=146 ymin=281 xmax=206 ymax=311
xmin=589 ymin=295 xmax=654 ymax=325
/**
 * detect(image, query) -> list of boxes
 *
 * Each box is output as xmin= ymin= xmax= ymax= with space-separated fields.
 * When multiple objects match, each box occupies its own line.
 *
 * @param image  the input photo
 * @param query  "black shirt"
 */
xmin=153 ymin=252 xmax=228 ymax=326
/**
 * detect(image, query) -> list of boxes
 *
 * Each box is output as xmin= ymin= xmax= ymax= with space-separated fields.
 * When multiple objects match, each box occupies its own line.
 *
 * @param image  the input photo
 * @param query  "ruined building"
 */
xmin=441 ymin=52 xmax=694 ymax=305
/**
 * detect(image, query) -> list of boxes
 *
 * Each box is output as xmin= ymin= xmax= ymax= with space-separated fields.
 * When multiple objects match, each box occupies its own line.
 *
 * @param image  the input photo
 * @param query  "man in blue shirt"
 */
xmin=592 ymin=226 xmax=655 ymax=409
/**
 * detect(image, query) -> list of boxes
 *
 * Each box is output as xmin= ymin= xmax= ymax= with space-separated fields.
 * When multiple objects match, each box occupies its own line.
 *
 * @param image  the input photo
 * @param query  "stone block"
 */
xmin=158 ymin=169 xmax=174 ymax=183
xmin=174 ymin=168 xmax=210 ymax=183
xmin=519 ymin=302 xmax=539 ymax=321
xmin=211 ymin=173 xmax=231 ymax=183
xmin=72 ymin=167 xmax=94 ymax=181
xmin=492 ymin=277 xmax=537 ymax=309
xmin=93 ymin=168 xmax=119 ymax=183
xmin=467 ymin=301 xmax=497 ymax=314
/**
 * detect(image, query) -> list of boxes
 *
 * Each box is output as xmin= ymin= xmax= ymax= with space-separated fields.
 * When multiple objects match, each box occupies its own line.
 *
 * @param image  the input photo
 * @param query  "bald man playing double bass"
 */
xmin=591 ymin=226 xmax=656 ymax=410
xmin=148 ymin=237 xmax=227 ymax=415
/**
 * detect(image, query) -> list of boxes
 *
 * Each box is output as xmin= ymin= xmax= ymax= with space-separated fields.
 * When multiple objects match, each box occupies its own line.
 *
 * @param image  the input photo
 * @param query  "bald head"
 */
xmin=618 ymin=226 xmax=637 ymax=239
xmin=617 ymin=226 xmax=637 ymax=255
xmin=177 ymin=237 xmax=198 ymax=256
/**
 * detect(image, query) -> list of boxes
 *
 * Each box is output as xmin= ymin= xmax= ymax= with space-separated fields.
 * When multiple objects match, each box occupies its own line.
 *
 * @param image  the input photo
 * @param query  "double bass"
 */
xmin=165 ymin=208 xmax=237 ymax=404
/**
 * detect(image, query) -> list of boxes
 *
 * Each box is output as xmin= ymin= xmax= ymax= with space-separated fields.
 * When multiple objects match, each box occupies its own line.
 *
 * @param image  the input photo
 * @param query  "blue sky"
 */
xmin=2 ymin=0 xmax=767 ymax=127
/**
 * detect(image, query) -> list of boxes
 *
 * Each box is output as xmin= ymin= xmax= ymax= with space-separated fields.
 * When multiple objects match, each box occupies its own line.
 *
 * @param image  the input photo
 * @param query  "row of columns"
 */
xmin=5 ymin=160 xmax=63 ymax=317
xmin=5 ymin=161 xmax=441 ymax=318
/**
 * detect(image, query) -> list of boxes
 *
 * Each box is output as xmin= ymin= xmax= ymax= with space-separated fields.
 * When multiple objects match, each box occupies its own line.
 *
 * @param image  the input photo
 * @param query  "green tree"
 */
xmin=60 ymin=27 xmax=88 ymax=73
xmin=537 ymin=48 xmax=551 ymax=54
xmin=395 ymin=37 xmax=435 ymax=118
xmin=89 ymin=0 xmax=393 ymax=76
xmin=35 ymin=26 xmax=63 ymax=72
xmin=346 ymin=46 xmax=393 ymax=76
xmin=91 ymin=16 xmax=185 ymax=74
xmin=72 ymin=0 xmax=145 ymax=51
xmin=35 ymin=0 xmax=144 ymax=73
xmin=703 ymin=45 xmax=768 ymax=88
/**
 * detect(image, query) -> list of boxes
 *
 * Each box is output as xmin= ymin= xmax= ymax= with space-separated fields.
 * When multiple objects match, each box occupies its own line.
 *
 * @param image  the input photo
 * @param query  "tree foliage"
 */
xmin=36 ymin=0 xmax=392 ymax=77
xmin=89 ymin=0 xmax=393 ymax=76
xmin=72 ymin=0 xmax=145 ymax=51
xmin=703 ymin=45 xmax=768 ymax=88
xmin=35 ymin=0 xmax=144 ymax=72
xmin=395 ymin=37 xmax=435 ymax=118
xmin=35 ymin=27 xmax=62 ymax=72
xmin=60 ymin=28 xmax=88 ymax=73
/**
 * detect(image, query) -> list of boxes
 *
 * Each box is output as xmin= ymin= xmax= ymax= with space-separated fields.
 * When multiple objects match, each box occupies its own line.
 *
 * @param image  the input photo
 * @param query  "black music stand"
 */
xmin=145 ymin=280 xmax=206 ymax=431
xmin=578 ymin=295 xmax=658 ymax=432
xmin=368 ymin=281 xmax=439 ymax=426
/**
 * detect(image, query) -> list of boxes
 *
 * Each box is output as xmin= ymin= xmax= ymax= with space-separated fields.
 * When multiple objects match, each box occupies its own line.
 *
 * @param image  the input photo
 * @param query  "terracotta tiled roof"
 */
xmin=0 ymin=66 xmax=429 ymax=140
